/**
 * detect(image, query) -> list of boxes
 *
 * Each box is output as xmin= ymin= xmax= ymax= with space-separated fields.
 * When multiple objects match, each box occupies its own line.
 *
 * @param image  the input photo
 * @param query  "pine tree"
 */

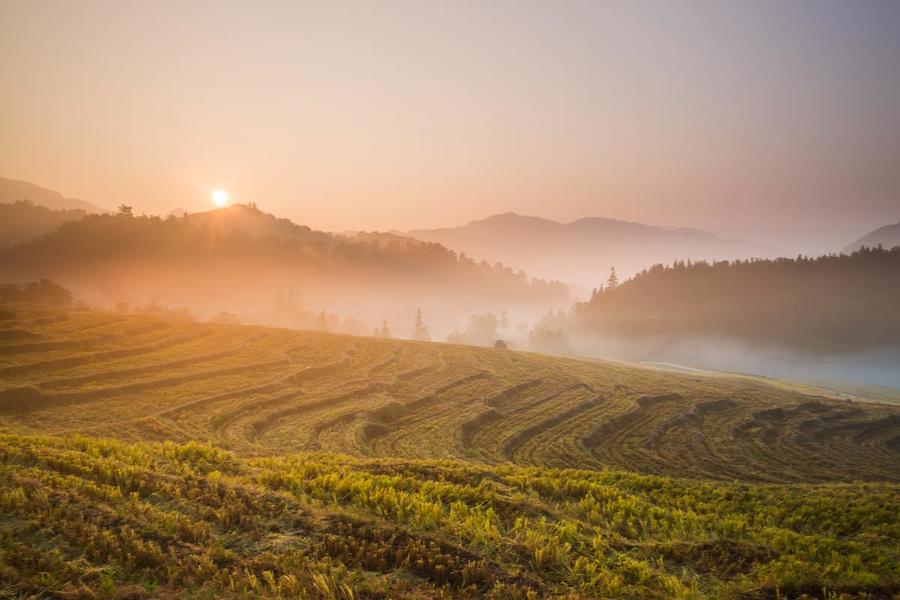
xmin=606 ymin=266 xmax=618 ymax=290
xmin=499 ymin=309 xmax=510 ymax=332
xmin=375 ymin=319 xmax=392 ymax=338
xmin=413 ymin=309 xmax=431 ymax=341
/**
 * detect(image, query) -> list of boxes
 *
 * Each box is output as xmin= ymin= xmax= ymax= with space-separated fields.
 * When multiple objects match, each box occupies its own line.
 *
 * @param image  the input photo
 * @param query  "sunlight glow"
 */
xmin=211 ymin=190 xmax=230 ymax=208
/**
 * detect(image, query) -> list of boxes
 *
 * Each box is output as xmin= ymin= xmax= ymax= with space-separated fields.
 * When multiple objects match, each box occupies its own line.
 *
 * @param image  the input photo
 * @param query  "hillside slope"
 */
xmin=843 ymin=221 xmax=900 ymax=253
xmin=0 ymin=176 xmax=107 ymax=213
xmin=408 ymin=212 xmax=773 ymax=287
xmin=1 ymin=306 xmax=899 ymax=598
xmin=2 ymin=305 xmax=898 ymax=484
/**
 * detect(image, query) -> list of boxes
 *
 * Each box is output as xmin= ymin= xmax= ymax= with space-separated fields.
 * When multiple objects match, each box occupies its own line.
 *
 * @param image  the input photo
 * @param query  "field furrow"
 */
xmin=0 ymin=305 xmax=897 ymax=483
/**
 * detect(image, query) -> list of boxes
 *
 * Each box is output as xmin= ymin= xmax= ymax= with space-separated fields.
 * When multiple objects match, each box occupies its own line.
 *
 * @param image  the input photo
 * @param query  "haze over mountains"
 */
xmin=0 ymin=176 xmax=107 ymax=214
xmin=3 ymin=177 xmax=900 ymax=388
xmin=408 ymin=212 xmax=775 ymax=289
xmin=843 ymin=220 xmax=900 ymax=254
xmin=0 ymin=200 xmax=568 ymax=339
xmin=4 ymin=175 xmax=899 ymax=293
xmin=3 ymin=3 xmax=900 ymax=596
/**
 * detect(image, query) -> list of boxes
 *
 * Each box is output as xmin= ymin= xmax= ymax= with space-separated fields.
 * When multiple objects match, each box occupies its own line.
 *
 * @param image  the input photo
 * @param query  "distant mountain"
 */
xmin=408 ymin=212 xmax=773 ymax=288
xmin=0 ymin=177 xmax=108 ymax=213
xmin=843 ymin=221 xmax=900 ymax=254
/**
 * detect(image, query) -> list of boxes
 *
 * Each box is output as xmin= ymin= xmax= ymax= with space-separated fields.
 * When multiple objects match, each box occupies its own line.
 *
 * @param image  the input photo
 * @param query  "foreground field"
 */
xmin=2 ymin=305 xmax=900 ymax=598
xmin=1 ymin=306 xmax=899 ymax=483
xmin=2 ymin=434 xmax=898 ymax=599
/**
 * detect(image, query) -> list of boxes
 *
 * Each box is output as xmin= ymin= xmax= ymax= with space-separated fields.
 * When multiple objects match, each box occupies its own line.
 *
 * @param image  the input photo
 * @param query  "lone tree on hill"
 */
xmin=117 ymin=204 xmax=133 ymax=217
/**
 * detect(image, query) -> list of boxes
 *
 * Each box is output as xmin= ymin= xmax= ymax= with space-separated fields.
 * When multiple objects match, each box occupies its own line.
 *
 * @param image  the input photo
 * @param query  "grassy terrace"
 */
xmin=0 ymin=305 xmax=898 ymax=598
xmin=1 ymin=305 xmax=898 ymax=483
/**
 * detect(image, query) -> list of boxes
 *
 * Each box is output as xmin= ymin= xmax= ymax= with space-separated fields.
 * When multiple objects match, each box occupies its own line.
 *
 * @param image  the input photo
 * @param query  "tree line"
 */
xmin=576 ymin=246 xmax=900 ymax=352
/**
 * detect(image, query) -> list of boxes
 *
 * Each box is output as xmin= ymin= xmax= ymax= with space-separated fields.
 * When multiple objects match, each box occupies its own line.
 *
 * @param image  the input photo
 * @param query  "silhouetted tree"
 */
xmin=117 ymin=204 xmax=133 ymax=217
xmin=374 ymin=319 xmax=392 ymax=338
xmin=413 ymin=309 xmax=431 ymax=341
xmin=606 ymin=266 xmax=618 ymax=290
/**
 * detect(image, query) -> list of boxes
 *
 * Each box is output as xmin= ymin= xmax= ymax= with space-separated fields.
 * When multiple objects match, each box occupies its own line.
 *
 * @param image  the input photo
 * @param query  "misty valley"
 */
xmin=3 ymin=2 xmax=900 ymax=596
xmin=1 ymin=184 xmax=899 ymax=599
xmin=3 ymin=194 xmax=899 ymax=391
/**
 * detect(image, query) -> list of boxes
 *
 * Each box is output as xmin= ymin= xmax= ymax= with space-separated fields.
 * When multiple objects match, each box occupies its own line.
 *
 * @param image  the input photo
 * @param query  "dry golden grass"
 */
xmin=2 ymin=305 xmax=899 ymax=484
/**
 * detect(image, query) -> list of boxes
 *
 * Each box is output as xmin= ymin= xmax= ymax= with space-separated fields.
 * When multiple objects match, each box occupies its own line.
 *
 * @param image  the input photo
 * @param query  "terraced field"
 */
xmin=2 ymin=305 xmax=899 ymax=484
xmin=2 ymin=305 xmax=900 ymax=598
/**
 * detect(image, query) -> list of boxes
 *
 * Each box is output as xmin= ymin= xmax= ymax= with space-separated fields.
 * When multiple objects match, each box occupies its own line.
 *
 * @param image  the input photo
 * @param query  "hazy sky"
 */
xmin=2 ymin=0 xmax=899 ymax=253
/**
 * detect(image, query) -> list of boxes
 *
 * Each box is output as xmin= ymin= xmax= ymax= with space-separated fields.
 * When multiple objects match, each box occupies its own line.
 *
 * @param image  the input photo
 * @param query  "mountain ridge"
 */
xmin=843 ymin=221 xmax=900 ymax=254
xmin=0 ymin=177 xmax=108 ymax=213
xmin=408 ymin=212 xmax=775 ymax=287
xmin=183 ymin=203 xmax=333 ymax=243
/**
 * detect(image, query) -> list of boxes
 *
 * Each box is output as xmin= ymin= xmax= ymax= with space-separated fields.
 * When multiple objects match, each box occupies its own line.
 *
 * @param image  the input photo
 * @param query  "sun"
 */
xmin=211 ymin=189 xmax=230 ymax=207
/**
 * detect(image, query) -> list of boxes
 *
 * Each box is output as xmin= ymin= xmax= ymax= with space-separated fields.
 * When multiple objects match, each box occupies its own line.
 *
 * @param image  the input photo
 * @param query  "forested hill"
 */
xmin=576 ymin=246 xmax=900 ymax=352
xmin=0 ymin=201 xmax=87 ymax=247
xmin=0 ymin=205 xmax=568 ymax=319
